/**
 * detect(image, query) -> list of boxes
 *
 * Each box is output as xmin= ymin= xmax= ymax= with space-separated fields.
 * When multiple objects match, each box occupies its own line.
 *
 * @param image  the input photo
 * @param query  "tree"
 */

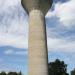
xmin=0 ymin=71 xmax=6 ymax=75
xmin=8 ymin=72 xmax=18 ymax=75
xmin=18 ymin=71 xmax=22 ymax=75
xmin=48 ymin=59 xmax=69 ymax=75
xmin=71 ymin=69 xmax=75 ymax=75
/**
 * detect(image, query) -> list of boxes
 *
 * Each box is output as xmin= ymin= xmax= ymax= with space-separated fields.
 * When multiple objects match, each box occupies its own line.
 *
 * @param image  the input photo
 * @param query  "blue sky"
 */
xmin=0 ymin=0 xmax=75 ymax=75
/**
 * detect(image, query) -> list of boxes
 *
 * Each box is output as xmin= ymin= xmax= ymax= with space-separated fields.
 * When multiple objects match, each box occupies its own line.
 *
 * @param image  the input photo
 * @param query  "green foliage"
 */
xmin=0 ymin=71 xmax=22 ymax=75
xmin=48 ymin=59 xmax=69 ymax=75
xmin=18 ymin=71 xmax=22 ymax=75
xmin=8 ymin=72 xmax=18 ymax=75
xmin=0 ymin=71 xmax=6 ymax=75
xmin=71 ymin=69 xmax=75 ymax=75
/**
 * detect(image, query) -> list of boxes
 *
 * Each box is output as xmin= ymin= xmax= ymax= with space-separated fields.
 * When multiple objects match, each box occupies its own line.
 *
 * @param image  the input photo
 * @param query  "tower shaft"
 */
xmin=29 ymin=9 xmax=48 ymax=75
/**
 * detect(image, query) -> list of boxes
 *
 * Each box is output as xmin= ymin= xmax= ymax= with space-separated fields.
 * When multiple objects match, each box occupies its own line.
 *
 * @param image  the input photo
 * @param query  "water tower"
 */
xmin=21 ymin=0 xmax=53 ymax=75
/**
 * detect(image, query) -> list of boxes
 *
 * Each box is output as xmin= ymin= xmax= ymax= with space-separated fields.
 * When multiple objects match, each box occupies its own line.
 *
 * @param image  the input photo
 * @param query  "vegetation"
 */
xmin=0 ymin=59 xmax=75 ymax=75
xmin=71 ymin=69 xmax=75 ymax=75
xmin=0 ymin=71 xmax=22 ymax=75
xmin=48 ymin=59 xmax=75 ymax=75
xmin=48 ymin=59 xmax=69 ymax=75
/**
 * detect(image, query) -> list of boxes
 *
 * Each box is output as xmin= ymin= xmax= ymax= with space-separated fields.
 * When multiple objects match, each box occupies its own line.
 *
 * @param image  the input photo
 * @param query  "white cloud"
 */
xmin=46 ymin=0 xmax=75 ymax=27
xmin=0 ymin=33 xmax=28 ymax=49
xmin=0 ymin=15 xmax=28 ymax=49
xmin=4 ymin=49 xmax=13 ymax=54
xmin=45 ymin=0 xmax=75 ymax=53
xmin=47 ymin=37 xmax=75 ymax=52
xmin=4 ymin=49 xmax=27 ymax=55
xmin=46 ymin=0 xmax=75 ymax=52
xmin=0 ymin=0 xmax=21 ymax=9
xmin=0 ymin=0 xmax=28 ymax=49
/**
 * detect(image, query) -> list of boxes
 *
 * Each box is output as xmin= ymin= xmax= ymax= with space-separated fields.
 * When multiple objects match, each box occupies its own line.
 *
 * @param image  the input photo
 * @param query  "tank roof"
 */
xmin=21 ymin=0 xmax=53 ymax=15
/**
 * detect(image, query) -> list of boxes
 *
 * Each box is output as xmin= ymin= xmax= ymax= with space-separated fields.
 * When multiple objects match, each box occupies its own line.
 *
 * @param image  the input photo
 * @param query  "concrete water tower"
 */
xmin=21 ymin=0 xmax=53 ymax=75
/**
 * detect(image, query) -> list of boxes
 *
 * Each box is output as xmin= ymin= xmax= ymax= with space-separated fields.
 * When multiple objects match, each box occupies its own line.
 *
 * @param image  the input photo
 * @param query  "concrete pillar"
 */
xmin=21 ymin=0 xmax=53 ymax=75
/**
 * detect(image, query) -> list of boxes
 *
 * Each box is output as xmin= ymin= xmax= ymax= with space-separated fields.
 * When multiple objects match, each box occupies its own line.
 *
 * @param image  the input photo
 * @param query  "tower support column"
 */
xmin=29 ymin=9 xmax=48 ymax=75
